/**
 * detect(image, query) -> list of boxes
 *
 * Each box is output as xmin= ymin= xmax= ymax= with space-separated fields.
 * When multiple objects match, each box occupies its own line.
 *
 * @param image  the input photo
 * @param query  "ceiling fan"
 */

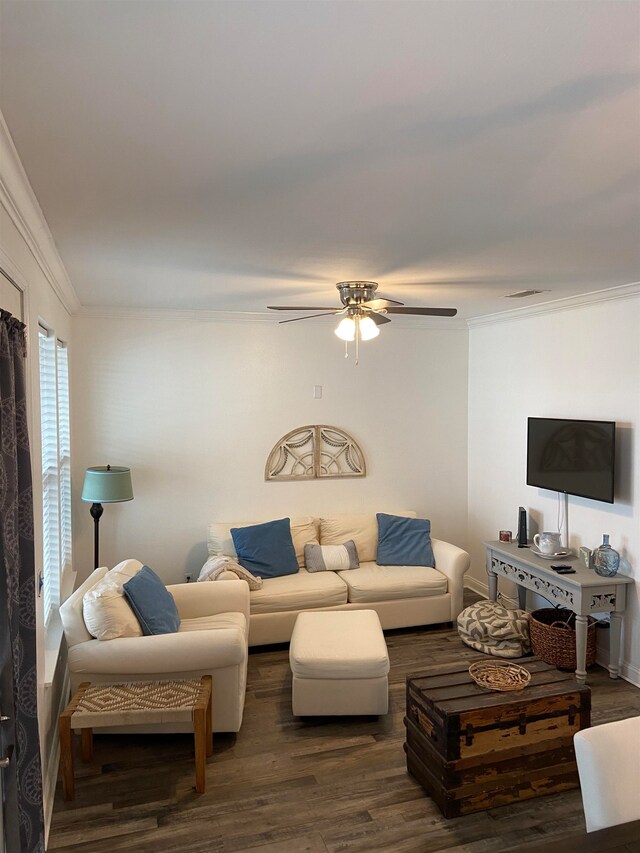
xmin=268 ymin=281 xmax=457 ymax=363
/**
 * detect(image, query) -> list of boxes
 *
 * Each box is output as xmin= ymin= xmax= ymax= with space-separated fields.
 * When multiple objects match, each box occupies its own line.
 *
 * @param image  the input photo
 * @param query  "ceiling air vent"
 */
xmin=505 ymin=290 xmax=548 ymax=298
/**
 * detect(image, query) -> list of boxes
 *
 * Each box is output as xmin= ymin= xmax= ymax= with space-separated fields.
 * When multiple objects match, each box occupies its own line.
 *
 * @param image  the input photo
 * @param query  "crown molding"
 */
xmin=379 ymin=315 xmax=467 ymax=331
xmin=0 ymin=246 xmax=28 ymax=293
xmin=0 ymin=110 xmax=80 ymax=315
xmin=75 ymin=304 xmax=469 ymax=329
xmin=467 ymin=282 xmax=640 ymax=327
xmin=76 ymin=306 xmax=286 ymax=323
xmin=77 ymin=284 xmax=640 ymax=330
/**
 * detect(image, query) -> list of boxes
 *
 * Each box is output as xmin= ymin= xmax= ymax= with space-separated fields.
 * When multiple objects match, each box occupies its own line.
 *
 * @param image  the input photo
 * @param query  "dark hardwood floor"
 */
xmin=49 ymin=594 xmax=640 ymax=852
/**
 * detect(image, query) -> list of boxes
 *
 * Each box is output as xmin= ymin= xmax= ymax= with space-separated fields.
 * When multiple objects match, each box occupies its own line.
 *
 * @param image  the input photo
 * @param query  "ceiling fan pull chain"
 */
xmin=355 ymin=318 xmax=360 ymax=366
xmin=344 ymin=340 xmax=349 ymax=359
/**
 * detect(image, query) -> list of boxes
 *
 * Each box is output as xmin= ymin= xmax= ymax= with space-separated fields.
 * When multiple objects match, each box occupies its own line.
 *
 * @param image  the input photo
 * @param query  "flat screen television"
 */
xmin=527 ymin=417 xmax=616 ymax=503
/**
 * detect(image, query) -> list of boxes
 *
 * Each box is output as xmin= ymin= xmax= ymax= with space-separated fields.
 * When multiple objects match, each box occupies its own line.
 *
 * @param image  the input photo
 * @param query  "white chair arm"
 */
xmin=432 ymin=538 xmax=471 ymax=620
xmin=68 ymin=627 xmax=246 ymax=675
xmin=574 ymin=715 xmax=640 ymax=832
xmin=167 ymin=580 xmax=250 ymax=622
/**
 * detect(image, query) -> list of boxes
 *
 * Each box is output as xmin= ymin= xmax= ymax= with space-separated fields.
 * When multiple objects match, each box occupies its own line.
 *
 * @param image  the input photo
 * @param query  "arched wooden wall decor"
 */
xmin=265 ymin=425 xmax=366 ymax=481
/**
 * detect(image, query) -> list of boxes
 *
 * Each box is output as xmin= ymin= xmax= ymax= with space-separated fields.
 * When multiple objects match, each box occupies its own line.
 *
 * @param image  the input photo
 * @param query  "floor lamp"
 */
xmin=81 ymin=465 xmax=134 ymax=569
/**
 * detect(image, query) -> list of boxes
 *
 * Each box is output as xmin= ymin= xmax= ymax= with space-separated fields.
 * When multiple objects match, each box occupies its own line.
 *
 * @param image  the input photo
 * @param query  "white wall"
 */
xmin=468 ymin=294 xmax=640 ymax=683
xmin=72 ymin=315 xmax=469 ymax=583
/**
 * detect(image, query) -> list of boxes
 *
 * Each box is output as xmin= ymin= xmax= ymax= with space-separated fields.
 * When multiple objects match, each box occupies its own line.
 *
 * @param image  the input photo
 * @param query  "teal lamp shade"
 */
xmin=81 ymin=466 xmax=133 ymax=503
xmin=82 ymin=465 xmax=133 ymax=569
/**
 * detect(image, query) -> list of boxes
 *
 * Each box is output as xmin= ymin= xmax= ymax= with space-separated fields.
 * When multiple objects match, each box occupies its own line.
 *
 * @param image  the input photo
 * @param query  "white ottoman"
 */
xmin=289 ymin=610 xmax=390 ymax=716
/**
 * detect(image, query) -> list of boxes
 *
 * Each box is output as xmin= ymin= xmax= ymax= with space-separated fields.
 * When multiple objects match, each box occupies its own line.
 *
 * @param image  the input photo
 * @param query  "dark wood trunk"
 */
xmin=405 ymin=658 xmax=591 ymax=817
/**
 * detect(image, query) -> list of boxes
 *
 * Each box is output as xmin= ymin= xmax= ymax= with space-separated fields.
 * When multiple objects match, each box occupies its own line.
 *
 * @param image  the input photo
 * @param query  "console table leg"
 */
xmin=575 ymin=615 xmax=588 ymax=684
xmin=517 ymin=585 xmax=527 ymax=611
xmin=488 ymin=572 xmax=497 ymax=602
xmin=609 ymin=612 xmax=623 ymax=679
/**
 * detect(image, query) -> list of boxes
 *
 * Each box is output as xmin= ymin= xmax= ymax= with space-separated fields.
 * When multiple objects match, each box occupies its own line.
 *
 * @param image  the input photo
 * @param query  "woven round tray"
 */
xmin=468 ymin=661 xmax=531 ymax=692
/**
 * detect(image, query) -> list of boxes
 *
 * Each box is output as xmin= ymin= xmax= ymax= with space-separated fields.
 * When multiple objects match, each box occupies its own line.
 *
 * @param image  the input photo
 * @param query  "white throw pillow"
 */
xmin=82 ymin=558 xmax=144 ymax=640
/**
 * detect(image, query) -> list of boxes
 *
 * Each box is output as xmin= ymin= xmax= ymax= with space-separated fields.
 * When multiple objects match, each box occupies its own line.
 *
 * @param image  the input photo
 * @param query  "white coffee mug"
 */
xmin=533 ymin=531 xmax=562 ymax=555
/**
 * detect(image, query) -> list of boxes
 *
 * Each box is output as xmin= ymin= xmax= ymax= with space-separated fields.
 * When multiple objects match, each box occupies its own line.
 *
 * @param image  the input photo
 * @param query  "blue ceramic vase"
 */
xmin=593 ymin=534 xmax=620 ymax=577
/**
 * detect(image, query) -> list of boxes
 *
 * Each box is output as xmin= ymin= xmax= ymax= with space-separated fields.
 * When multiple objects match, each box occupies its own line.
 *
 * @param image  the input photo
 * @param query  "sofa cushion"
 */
xmin=337 ymin=562 xmax=447 ymax=604
xmin=290 ymin=610 xmax=389 ymax=679
xmin=231 ymin=518 xmax=299 ymax=579
xmin=209 ymin=517 xmax=318 ymax=568
xmin=376 ymin=513 xmax=435 ymax=567
xmin=123 ymin=566 xmax=181 ymax=635
xmin=304 ymin=540 xmax=359 ymax=572
xmin=82 ymin=558 xmax=144 ymax=641
xmin=320 ymin=510 xmax=416 ymax=563
xmin=250 ymin=567 xmax=348 ymax=615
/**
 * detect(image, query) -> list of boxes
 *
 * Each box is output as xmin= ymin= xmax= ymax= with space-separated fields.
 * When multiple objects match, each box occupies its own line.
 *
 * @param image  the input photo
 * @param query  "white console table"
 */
xmin=485 ymin=540 xmax=634 ymax=683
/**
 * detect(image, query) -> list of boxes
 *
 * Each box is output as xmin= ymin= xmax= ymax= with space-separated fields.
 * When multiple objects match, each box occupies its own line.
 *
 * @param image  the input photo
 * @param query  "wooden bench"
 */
xmin=59 ymin=676 xmax=212 ymax=800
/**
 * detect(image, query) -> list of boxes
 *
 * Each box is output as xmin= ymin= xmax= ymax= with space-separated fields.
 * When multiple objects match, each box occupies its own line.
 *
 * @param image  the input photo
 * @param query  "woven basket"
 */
xmin=468 ymin=661 xmax=531 ymax=692
xmin=530 ymin=608 xmax=596 ymax=670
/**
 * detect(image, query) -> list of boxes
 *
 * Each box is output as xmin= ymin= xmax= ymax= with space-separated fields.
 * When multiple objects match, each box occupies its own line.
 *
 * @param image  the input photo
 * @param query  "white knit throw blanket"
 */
xmin=197 ymin=556 xmax=263 ymax=590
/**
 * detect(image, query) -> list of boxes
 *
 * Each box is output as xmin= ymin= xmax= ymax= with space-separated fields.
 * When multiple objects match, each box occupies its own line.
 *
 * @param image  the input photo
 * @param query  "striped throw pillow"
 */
xmin=304 ymin=540 xmax=359 ymax=573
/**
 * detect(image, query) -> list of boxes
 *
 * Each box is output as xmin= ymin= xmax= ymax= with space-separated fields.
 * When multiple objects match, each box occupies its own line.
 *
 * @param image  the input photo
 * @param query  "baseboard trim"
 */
xmin=620 ymin=658 xmax=640 ymax=688
xmin=464 ymin=576 xmax=488 ymax=597
xmin=465 ymin=575 xmax=521 ymax=607
xmin=43 ymin=668 xmax=70 ymax=846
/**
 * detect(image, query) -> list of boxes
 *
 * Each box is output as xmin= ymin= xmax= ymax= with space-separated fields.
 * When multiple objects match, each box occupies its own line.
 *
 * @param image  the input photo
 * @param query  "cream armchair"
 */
xmin=60 ymin=568 xmax=250 ymax=733
xmin=574 ymin=716 xmax=640 ymax=832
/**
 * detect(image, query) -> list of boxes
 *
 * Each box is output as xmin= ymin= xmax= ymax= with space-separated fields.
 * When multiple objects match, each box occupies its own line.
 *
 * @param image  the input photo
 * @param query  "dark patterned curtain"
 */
xmin=0 ymin=310 xmax=45 ymax=852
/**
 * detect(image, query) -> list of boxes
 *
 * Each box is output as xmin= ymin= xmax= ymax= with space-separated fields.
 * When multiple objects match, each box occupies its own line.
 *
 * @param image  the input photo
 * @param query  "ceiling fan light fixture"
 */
xmin=335 ymin=316 xmax=356 ymax=341
xmin=270 ymin=280 xmax=457 ymax=365
xmin=358 ymin=315 xmax=380 ymax=340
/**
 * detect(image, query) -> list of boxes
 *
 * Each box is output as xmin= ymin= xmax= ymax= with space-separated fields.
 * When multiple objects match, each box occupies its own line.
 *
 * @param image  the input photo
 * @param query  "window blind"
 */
xmin=57 ymin=341 xmax=72 ymax=580
xmin=39 ymin=327 xmax=60 ymax=622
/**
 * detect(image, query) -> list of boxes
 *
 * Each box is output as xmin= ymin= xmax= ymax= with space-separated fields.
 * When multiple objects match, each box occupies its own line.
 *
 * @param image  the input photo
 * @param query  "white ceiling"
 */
xmin=1 ymin=0 xmax=639 ymax=319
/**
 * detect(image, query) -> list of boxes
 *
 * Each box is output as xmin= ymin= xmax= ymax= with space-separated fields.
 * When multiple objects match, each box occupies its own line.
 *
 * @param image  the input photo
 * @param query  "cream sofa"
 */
xmin=207 ymin=512 xmax=470 ymax=646
xmin=60 ymin=566 xmax=250 ymax=733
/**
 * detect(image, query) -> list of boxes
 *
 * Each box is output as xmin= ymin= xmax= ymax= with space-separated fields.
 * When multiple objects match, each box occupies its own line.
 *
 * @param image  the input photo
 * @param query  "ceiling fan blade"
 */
xmin=385 ymin=306 xmax=458 ymax=317
xmin=278 ymin=311 xmax=340 ymax=324
xmin=362 ymin=297 xmax=404 ymax=310
xmin=268 ymin=305 xmax=337 ymax=311
xmin=367 ymin=310 xmax=392 ymax=325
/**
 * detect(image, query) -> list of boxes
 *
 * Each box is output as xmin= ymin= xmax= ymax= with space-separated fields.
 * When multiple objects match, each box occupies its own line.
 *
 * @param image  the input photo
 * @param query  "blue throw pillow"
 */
xmin=376 ymin=513 xmax=435 ymax=567
xmin=231 ymin=518 xmax=299 ymax=580
xmin=123 ymin=565 xmax=180 ymax=635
